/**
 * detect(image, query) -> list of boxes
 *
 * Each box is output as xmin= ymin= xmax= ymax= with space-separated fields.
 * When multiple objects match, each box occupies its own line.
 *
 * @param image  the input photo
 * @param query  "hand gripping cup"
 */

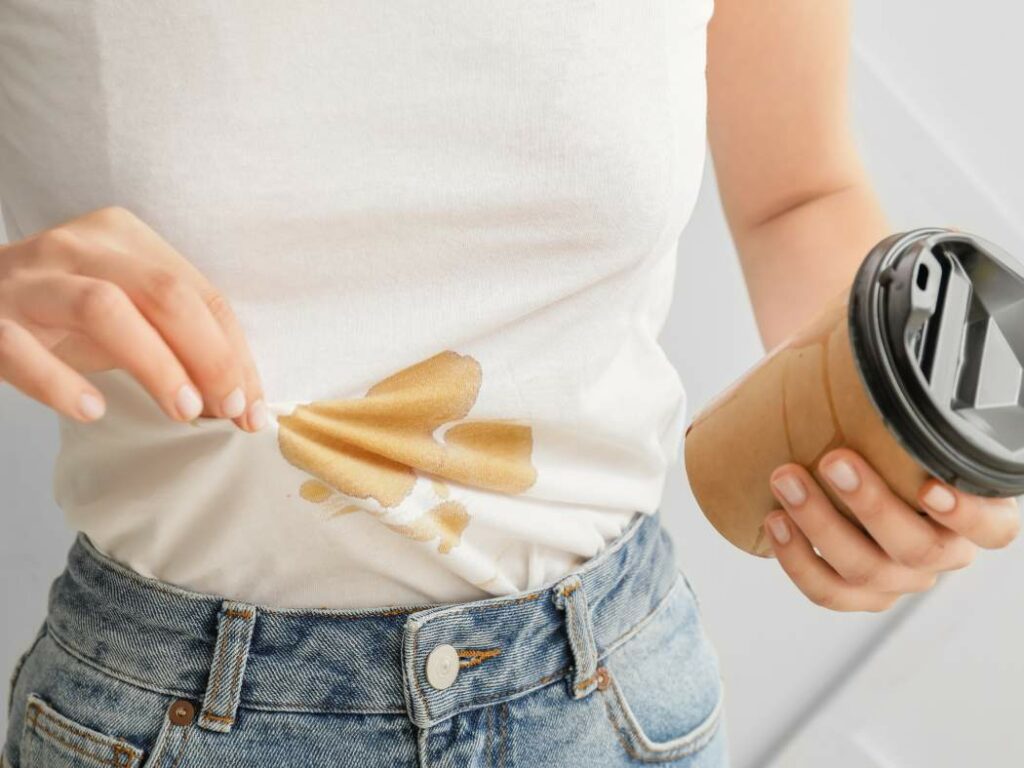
xmin=684 ymin=227 xmax=1024 ymax=556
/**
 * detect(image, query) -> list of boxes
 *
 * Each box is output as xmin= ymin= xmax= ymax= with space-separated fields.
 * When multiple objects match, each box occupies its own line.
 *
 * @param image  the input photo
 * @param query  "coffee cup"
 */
xmin=684 ymin=228 xmax=1024 ymax=556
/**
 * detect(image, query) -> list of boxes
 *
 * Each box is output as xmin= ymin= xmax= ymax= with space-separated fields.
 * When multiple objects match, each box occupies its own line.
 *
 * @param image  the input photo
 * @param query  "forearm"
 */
xmin=731 ymin=169 xmax=891 ymax=352
xmin=705 ymin=0 xmax=893 ymax=352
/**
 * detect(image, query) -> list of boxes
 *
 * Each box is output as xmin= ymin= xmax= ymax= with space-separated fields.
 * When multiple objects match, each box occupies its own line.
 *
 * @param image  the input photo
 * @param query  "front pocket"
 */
xmin=20 ymin=694 xmax=145 ymax=768
xmin=601 ymin=668 xmax=724 ymax=763
xmin=599 ymin=574 xmax=726 ymax=763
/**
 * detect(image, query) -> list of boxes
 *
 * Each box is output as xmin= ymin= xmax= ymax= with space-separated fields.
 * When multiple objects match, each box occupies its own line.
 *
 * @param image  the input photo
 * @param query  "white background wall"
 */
xmin=2 ymin=2 xmax=1021 ymax=766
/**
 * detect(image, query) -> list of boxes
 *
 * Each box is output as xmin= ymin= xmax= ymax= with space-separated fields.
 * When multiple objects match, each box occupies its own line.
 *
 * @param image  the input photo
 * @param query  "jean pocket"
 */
xmin=19 ymin=694 xmax=146 ymax=768
xmin=599 ymin=574 xmax=725 ymax=763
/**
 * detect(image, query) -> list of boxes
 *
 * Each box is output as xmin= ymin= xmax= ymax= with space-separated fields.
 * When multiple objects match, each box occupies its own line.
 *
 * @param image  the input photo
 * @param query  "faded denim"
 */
xmin=3 ymin=511 xmax=730 ymax=766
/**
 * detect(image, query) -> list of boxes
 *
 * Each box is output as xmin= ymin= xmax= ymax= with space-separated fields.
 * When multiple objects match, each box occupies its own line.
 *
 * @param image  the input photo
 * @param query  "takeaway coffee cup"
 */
xmin=684 ymin=227 xmax=1024 ymax=557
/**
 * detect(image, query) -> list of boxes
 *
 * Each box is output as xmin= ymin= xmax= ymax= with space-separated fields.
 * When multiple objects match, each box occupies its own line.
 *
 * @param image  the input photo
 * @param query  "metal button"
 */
xmin=425 ymin=644 xmax=460 ymax=690
xmin=168 ymin=699 xmax=196 ymax=726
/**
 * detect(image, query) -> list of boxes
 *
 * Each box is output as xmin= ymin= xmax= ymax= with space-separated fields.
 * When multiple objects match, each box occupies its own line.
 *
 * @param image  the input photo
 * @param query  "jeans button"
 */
xmin=425 ymin=644 xmax=460 ymax=690
xmin=168 ymin=699 xmax=196 ymax=726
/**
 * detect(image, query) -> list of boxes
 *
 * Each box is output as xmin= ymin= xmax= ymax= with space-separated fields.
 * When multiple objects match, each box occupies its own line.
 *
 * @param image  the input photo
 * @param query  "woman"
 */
xmin=1 ymin=1 xmax=1018 ymax=766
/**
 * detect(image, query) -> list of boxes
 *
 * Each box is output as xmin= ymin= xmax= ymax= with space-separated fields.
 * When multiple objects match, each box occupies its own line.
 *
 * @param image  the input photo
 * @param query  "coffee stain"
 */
xmin=299 ymin=479 xmax=333 ymax=504
xmin=390 ymin=500 xmax=470 ymax=554
xmin=299 ymin=479 xmax=365 ymax=517
xmin=278 ymin=350 xmax=537 ymax=554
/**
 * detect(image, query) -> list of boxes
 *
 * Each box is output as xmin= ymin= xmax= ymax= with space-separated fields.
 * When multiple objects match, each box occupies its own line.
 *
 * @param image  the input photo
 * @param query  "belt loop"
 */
xmin=198 ymin=601 xmax=256 ymax=733
xmin=552 ymin=574 xmax=599 ymax=700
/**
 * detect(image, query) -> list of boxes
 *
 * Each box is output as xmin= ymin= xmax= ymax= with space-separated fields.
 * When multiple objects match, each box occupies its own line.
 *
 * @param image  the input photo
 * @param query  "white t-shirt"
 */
xmin=0 ymin=0 xmax=714 ymax=608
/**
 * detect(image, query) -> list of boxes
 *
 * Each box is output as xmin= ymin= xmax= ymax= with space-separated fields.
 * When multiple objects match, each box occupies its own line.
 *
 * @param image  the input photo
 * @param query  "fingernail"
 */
xmin=823 ymin=459 xmax=860 ymax=493
xmin=78 ymin=392 xmax=106 ymax=421
xmin=767 ymin=515 xmax=791 ymax=545
xmin=175 ymin=384 xmax=203 ymax=421
xmin=248 ymin=399 xmax=267 ymax=431
xmin=922 ymin=483 xmax=956 ymax=513
xmin=771 ymin=474 xmax=807 ymax=506
xmin=221 ymin=387 xmax=246 ymax=419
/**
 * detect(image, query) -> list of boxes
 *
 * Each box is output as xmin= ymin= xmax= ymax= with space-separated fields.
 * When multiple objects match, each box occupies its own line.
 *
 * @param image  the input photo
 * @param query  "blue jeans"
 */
xmin=3 ymin=511 xmax=730 ymax=767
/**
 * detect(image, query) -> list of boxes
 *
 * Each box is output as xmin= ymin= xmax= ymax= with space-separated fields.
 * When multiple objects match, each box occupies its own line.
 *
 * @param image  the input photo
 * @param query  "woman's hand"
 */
xmin=0 ymin=206 xmax=266 ymax=431
xmin=763 ymin=448 xmax=1021 ymax=612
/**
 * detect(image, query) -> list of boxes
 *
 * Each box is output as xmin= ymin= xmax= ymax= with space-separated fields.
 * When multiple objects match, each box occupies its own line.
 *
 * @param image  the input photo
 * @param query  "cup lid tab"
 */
xmin=850 ymin=228 xmax=1024 ymax=495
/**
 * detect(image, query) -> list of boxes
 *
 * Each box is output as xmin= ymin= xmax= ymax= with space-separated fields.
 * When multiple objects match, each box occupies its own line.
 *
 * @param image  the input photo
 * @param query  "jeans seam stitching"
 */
xmin=168 ymin=728 xmax=190 ymax=768
xmin=27 ymin=697 xmax=141 ymax=762
xmin=201 ymin=623 xmax=249 ymax=726
xmin=484 ymin=704 xmax=492 ymax=768
xmin=499 ymin=701 xmax=509 ymax=768
xmin=28 ymin=720 xmax=128 ymax=767
xmin=202 ymin=619 xmax=235 ymax=713
xmin=24 ymin=697 xmax=141 ymax=768
xmin=149 ymin=720 xmax=171 ymax=768
xmin=411 ymin=624 xmax=433 ymax=724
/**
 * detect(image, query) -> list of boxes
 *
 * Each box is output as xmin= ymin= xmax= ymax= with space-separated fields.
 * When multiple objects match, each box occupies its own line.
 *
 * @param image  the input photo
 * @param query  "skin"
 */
xmin=0 ymin=206 xmax=266 ymax=432
xmin=708 ymin=0 xmax=1020 ymax=611
xmin=0 ymin=1 xmax=1016 ymax=613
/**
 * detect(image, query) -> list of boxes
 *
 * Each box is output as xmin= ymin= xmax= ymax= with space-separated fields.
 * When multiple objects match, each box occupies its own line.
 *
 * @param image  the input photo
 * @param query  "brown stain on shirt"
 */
xmin=279 ymin=350 xmax=537 ymax=553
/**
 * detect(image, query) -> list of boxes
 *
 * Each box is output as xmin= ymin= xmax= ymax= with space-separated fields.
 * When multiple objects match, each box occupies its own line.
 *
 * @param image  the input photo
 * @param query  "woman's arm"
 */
xmin=707 ymin=0 xmax=889 ymax=351
xmin=704 ymin=0 xmax=1020 ymax=612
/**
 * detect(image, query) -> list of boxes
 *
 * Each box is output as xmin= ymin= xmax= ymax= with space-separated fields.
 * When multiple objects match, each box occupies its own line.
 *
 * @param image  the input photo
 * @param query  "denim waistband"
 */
xmin=44 ymin=511 xmax=679 ymax=729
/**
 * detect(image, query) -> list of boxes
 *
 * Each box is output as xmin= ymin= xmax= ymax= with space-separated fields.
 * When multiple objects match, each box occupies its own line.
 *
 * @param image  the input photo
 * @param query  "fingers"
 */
xmin=76 ymin=208 xmax=266 ymax=430
xmin=769 ymin=463 xmax=937 ymax=593
xmin=18 ymin=208 xmax=266 ymax=430
xmin=75 ymin=251 xmax=249 ymax=422
xmin=0 ymin=318 xmax=107 ymax=423
xmin=196 ymin=288 xmax=266 ymax=432
xmin=917 ymin=479 xmax=1021 ymax=550
xmin=816 ymin=449 xmax=977 ymax=573
xmin=766 ymin=449 xmax=1016 ymax=612
xmin=12 ymin=272 xmax=205 ymax=423
xmin=762 ymin=508 xmax=902 ymax=612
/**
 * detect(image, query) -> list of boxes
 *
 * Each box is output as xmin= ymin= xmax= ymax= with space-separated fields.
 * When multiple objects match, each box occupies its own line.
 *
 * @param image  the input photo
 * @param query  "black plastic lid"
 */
xmin=848 ymin=227 xmax=1024 ymax=497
